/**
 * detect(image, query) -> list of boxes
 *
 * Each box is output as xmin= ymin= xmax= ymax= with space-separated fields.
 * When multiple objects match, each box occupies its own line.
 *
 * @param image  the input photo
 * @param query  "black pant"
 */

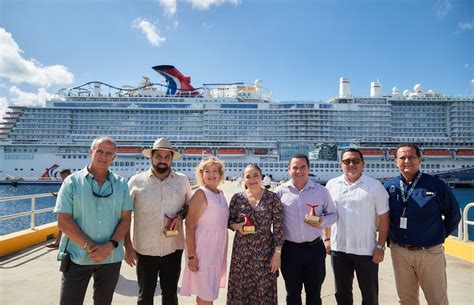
xmin=136 ymin=250 xmax=183 ymax=305
xmin=60 ymin=261 xmax=121 ymax=305
xmin=281 ymin=239 xmax=326 ymax=305
xmin=331 ymin=251 xmax=379 ymax=305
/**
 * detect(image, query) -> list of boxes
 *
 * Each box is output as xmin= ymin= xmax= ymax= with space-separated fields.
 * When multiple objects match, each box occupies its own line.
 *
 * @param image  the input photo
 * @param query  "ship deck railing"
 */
xmin=0 ymin=193 xmax=56 ymax=230
xmin=0 ymin=182 xmax=200 ymax=234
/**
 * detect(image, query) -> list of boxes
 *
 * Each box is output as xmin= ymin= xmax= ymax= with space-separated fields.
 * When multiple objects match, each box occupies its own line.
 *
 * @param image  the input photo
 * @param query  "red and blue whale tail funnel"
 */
xmin=152 ymin=65 xmax=199 ymax=96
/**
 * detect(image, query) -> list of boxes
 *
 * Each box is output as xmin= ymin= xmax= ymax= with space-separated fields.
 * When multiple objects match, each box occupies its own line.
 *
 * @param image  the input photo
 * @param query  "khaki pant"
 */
xmin=390 ymin=243 xmax=448 ymax=305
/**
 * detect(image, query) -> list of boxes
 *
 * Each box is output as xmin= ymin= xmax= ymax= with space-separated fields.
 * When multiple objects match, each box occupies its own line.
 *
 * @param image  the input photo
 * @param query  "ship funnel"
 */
xmin=339 ymin=77 xmax=351 ymax=97
xmin=93 ymin=83 xmax=101 ymax=97
xmin=370 ymin=81 xmax=382 ymax=97
xmin=392 ymin=87 xmax=399 ymax=96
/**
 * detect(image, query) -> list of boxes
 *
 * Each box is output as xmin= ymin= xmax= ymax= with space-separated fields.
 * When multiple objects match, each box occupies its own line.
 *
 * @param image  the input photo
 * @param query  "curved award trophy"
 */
xmin=164 ymin=213 xmax=179 ymax=237
xmin=305 ymin=204 xmax=319 ymax=224
xmin=239 ymin=211 xmax=256 ymax=234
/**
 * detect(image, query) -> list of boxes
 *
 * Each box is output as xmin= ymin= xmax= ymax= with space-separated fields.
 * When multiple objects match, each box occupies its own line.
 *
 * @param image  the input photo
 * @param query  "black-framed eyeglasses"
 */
xmin=92 ymin=177 xmax=113 ymax=198
xmin=341 ymin=158 xmax=362 ymax=165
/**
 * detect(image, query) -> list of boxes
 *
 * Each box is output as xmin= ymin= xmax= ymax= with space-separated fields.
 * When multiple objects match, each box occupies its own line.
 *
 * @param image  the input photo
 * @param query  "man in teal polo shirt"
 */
xmin=54 ymin=136 xmax=133 ymax=305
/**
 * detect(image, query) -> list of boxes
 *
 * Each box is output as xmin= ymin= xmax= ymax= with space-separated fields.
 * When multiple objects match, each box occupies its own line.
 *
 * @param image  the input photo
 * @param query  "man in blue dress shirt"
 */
xmin=276 ymin=154 xmax=337 ymax=305
xmin=384 ymin=144 xmax=460 ymax=305
xmin=54 ymin=137 xmax=133 ymax=305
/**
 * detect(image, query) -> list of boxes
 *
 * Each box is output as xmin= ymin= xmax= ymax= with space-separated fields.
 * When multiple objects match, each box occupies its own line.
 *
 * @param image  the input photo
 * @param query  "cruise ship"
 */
xmin=1 ymin=65 xmax=473 ymax=184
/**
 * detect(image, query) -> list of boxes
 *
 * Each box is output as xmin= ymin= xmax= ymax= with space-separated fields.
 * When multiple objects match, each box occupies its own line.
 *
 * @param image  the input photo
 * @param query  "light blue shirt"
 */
xmin=276 ymin=179 xmax=337 ymax=243
xmin=54 ymin=167 xmax=133 ymax=265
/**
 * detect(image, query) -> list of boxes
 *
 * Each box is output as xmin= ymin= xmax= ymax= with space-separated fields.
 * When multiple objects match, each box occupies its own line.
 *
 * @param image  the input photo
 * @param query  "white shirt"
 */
xmin=128 ymin=169 xmax=191 ymax=256
xmin=325 ymin=174 xmax=389 ymax=256
xmin=263 ymin=175 xmax=272 ymax=186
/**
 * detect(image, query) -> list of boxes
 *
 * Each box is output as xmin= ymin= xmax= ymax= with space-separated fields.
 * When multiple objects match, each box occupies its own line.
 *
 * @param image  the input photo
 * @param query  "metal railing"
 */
xmin=462 ymin=202 xmax=474 ymax=241
xmin=0 ymin=193 xmax=56 ymax=230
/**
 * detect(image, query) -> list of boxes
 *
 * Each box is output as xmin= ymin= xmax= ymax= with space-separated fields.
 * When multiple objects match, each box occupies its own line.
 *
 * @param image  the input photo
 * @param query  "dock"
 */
xmin=1 ymin=181 xmax=473 ymax=305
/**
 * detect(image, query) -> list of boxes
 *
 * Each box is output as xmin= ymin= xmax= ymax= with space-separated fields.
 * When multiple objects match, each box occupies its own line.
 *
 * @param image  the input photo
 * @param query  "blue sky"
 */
xmin=0 ymin=0 xmax=472 ymax=115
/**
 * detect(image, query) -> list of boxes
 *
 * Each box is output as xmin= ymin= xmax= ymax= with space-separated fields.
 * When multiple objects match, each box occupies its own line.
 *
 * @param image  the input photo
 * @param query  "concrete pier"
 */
xmin=1 ymin=181 xmax=473 ymax=304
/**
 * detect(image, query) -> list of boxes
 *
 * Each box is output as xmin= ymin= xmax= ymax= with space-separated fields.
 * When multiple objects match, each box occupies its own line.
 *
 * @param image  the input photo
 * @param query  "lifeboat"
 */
xmin=183 ymin=148 xmax=212 ymax=155
xmin=217 ymin=149 xmax=246 ymax=155
xmin=116 ymin=147 xmax=142 ymax=154
xmin=254 ymin=149 xmax=268 ymax=155
xmin=359 ymin=149 xmax=384 ymax=157
xmin=456 ymin=149 xmax=474 ymax=158
xmin=422 ymin=149 xmax=451 ymax=157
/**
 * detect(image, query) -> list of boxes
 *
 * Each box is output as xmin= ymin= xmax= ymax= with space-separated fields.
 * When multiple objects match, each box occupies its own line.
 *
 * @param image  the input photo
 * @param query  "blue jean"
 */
xmin=280 ymin=239 xmax=326 ymax=305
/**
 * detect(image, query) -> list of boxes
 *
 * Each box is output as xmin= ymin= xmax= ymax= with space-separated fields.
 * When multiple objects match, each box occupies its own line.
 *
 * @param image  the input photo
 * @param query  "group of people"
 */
xmin=53 ymin=136 xmax=461 ymax=305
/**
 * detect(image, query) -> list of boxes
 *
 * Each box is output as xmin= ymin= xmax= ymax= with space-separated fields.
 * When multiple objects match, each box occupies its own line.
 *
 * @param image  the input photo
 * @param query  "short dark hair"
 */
xmin=394 ymin=143 xmax=421 ymax=158
xmin=288 ymin=154 xmax=310 ymax=167
xmin=341 ymin=148 xmax=364 ymax=161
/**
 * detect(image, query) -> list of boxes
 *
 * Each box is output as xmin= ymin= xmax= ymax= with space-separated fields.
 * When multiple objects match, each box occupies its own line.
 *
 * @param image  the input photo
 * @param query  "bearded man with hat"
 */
xmin=125 ymin=138 xmax=192 ymax=305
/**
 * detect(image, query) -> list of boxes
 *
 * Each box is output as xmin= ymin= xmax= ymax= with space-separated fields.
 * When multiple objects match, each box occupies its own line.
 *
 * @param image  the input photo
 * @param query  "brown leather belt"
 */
xmin=393 ymin=242 xmax=438 ymax=251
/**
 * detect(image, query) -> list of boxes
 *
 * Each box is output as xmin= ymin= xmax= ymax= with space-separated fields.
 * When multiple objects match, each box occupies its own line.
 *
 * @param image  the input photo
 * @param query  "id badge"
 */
xmin=400 ymin=217 xmax=407 ymax=229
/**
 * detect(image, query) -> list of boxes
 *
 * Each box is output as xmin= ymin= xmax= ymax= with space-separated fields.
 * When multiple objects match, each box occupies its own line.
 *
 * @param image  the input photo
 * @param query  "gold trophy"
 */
xmin=305 ymin=204 xmax=320 ymax=224
xmin=239 ymin=211 xmax=256 ymax=234
xmin=164 ymin=213 xmax=179 ymax=237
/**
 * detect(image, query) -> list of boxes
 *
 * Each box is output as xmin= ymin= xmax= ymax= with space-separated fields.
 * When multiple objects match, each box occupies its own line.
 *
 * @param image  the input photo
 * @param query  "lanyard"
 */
xmin=399 ymin=172 xmax=422 ymax=203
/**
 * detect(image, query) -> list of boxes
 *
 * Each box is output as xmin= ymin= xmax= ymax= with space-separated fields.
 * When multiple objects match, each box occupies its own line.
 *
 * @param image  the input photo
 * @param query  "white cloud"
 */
xmin=459 ymin=21 xmax=474 ymax=31
xmin=0 ymin=28 xmax=74 ymax=87
xmin=189 ymin=0 xmax=241 ymax=10
xmin=0 ymin=96 xmax=8 ymax=118
xmin=132 ymin=18 xmax=166 ymax=47
xmin=159 ymin=0 xmax=177 ymax=16
xmin=434 ymin=0 xmax=452 ymax=18
xmin=9 ymin=86 xmax=52 ymax=107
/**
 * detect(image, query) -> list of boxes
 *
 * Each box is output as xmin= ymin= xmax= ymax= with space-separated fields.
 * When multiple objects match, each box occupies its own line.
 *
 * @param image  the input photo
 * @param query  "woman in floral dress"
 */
xmin=227 ymin=164 xmax=284 ymax=305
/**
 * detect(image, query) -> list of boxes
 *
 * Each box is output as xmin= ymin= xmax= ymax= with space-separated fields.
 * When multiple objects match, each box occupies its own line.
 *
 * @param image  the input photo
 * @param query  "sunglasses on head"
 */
xmin=341 ymin=158 xmax=362 ymax=165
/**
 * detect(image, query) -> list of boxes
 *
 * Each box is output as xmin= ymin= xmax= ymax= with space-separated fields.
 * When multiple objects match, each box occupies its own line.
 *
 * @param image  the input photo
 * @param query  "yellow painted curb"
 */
xmin=444 ymin=236 xmax=474 ymax=263
xmin=0 ymin=222 xmax=59 ymax=257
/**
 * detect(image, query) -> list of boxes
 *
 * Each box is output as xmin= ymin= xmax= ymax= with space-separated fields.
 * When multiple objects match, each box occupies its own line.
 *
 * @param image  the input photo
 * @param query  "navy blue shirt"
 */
xmin=384 ymin=172 xmax=461 ymax=247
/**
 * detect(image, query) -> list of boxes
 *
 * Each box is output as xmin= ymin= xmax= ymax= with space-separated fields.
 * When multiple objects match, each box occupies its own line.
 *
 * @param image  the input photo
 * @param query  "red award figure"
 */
xmin=305 ymin=204 xmax=319 ymax=224
xmin=239 ymin=212 xmax=256 ymax=234
xmin=164 ymin=213 xmax=179 ymax=237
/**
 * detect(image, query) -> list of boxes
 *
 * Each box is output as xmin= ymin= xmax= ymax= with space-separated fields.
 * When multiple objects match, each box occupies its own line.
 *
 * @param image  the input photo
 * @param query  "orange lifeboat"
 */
xmin=359 ymin=149 xmax=384 ymax=157
xmin=217 ymin=149 xmax=246 ymax=155
xmin=254 ymin=149 xmax=268 ymax=155
xmin=422 ymin=149 xmax=451 ymax=157
xmin=183 ymin=148 xmax=212 ymax=155
xmin=116 ymin=147 xmax=142 ymax=154
xmin=456 ymin=149 xmax=474 ymax=157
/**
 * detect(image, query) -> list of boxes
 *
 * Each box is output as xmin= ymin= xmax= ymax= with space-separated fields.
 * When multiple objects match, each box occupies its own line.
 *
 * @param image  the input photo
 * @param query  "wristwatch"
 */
xmin=375 ymin=244 xmax=386 ymax=251
xmin=109 ymin=239 xmax=119 ymax=248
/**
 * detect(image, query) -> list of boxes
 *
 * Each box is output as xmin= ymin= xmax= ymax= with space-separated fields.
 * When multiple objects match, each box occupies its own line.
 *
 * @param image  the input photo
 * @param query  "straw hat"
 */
xmin=142 ymin=138 xmax=182 ymax=160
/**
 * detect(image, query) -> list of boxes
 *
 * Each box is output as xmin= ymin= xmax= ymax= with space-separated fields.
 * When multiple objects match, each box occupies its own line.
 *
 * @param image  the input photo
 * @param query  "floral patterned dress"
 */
xmin=227 ymin=190 xmax=284 ymax=305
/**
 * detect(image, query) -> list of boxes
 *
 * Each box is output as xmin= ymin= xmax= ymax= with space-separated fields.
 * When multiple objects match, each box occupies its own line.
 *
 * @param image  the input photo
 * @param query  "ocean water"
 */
xmin=0 ymin=184 xmax=473 ymax=239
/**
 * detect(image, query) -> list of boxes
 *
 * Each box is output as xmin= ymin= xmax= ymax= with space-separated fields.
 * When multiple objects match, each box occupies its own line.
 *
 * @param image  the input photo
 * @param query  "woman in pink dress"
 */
xmin=181 ymin=157 xmax=229 ymax=304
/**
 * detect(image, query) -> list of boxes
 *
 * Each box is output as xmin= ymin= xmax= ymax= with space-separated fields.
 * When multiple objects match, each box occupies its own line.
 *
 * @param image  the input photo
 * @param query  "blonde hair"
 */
xmin=195 ymin=157 xmax=225 ymax=186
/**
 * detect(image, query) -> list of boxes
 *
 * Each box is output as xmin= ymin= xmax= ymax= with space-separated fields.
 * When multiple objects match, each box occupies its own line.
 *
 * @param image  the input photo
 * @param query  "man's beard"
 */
xmin=153 ymin=163 xmax=170 ymax=174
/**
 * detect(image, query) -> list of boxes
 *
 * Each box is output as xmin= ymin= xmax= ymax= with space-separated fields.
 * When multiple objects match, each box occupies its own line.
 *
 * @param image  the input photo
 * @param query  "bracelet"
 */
xmin=324 ymin=238 xmax=330 ymax=242
xmin=274 ymin=248 xmax=282 ymax=254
